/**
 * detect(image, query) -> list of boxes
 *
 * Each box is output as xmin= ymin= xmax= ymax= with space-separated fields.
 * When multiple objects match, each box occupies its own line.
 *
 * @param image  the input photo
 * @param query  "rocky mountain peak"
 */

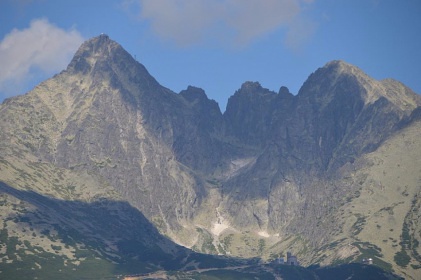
xmin=179 ymin=86 xmax=222 ymax=120
xmin=238 ymin=81 xmax=264 ymax=94
xmin=66 ymin=34 xmax=122 ymax=73
xmin=297 ymin=59 xmax=381 ymax=108
xmin=179 ymin=86 xmax=208 ymax=103
xmin=324 ymin=59 xmax=359 ymax=73
xmin=304 ymin=60 xmax=419 ymax=106
xmin=300 ymin=60 xmax=366 ymax=90
xmin=77 ymin=33 xmax=120 ymax=58
xmin=63 ymin=34 xmax=162 ymax=106
xmin=320 ymin=61 xmax=421 ymax=111
xmin=278 ymin=86 xmax=290 ymax=95
xmin=228 ymin=81 xmax=278 ymax=104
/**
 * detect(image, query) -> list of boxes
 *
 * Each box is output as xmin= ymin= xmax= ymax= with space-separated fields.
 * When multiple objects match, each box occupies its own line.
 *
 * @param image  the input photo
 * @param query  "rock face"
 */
xmin=1 ymin=35 xmax=420 ymax=279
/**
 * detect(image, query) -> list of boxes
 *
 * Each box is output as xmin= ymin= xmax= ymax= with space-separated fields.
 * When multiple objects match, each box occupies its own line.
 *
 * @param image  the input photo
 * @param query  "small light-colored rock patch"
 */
xmin=257 ymin=231 xmax=270 ymax=238
xmin=211 ymin=207 xmax=231 ymax=236
xmin=211 ymin=221 xmax=230 ymax=236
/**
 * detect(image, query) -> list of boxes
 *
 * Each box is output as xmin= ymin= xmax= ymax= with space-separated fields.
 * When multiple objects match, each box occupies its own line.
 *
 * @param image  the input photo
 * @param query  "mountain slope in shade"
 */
xmin=0 ymin=35 xmax=420 ymax=279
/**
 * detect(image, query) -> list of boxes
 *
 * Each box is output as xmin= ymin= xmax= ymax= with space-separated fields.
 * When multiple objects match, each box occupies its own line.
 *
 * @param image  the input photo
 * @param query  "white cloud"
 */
xmin=0 ymin=18 xmax=84 ymax=99
xmin=285 ymin=15 xmax=317 ymax=51
xmin=127 ymin=0 xmax=315 ymax=47
xmin=138 ymin=0 xmax=219 ymax=45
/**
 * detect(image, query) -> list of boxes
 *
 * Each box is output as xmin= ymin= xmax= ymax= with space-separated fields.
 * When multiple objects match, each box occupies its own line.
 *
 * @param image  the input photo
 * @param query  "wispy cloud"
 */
xmin=0 ymin=18 xmax=84 ymax=99
xmin=125 ymin=0 xmax=315 ymax=48
xmin=285 ymin=15 xmax=317 ymax=51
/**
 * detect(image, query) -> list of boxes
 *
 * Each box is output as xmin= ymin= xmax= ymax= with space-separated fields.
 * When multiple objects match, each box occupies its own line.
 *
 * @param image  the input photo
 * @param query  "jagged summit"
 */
xmin=63 ymin=34 xmax=162 ymax=100
xmin=240 ymin=81 xmax=263 ymax=91
xmin=235 ymin=81 xmax=277 ymax=97
xmin=75 ymin=33 xmax=118 ymax=57
xmin=66 ymin=34 xmax=121 ymax=73
xmin=179 ymin=86 xmax=208 ymax=102
xmin=81 ymin=33 xmax=114 ymax=51
xmin=64 ymin=34 xmax=157 ymax=84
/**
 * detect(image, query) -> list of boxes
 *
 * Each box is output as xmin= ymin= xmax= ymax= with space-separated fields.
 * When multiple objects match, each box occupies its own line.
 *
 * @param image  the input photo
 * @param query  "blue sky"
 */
xmin=1 ymin=0 xmax=420 ymax=111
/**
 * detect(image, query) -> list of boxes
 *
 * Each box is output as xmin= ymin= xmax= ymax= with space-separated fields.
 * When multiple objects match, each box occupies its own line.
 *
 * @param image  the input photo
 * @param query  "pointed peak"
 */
xmin=66 ymin=34 xmax=126 ymax=74
xmin=87 ymin=33 xmax=113 ymax=46
xmin=299 ymin=60 xmax=371 ymax=93
xmin=320 ymin=60 xmax=370 ymax=80
xmin=76 ymin=34 xmax=120 ymax=56
xmin=323 ymin=60 xmax=360 ymax=73
xmin=86 ymin=33 xmax=111 ymax=43
xmin=298 ymin=60 xmax=371 ymax=98
xmin=324 ymin=59 xmax=349 ymax=67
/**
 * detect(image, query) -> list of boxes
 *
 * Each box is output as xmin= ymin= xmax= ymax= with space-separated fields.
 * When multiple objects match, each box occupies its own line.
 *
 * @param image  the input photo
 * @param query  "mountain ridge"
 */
xmin=0 ymin=34 xmax=420 ymax=279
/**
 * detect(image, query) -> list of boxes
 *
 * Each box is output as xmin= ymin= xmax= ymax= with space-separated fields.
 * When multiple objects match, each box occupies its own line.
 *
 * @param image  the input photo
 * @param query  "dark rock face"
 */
xmin=1 ymin=36 xmax=420 ymax=277
xmin=222 ymin=61 xmax=419 ymax=179
xmin=218 ymin=61 xmax=420 ymax=238
xmin=224 ymin=81 xmax=294 ymax=149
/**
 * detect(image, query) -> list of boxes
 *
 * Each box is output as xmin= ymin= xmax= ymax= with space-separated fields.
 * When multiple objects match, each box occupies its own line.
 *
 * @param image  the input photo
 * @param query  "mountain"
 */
xmin=0 ymin=35 xmax=420 ymax=279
